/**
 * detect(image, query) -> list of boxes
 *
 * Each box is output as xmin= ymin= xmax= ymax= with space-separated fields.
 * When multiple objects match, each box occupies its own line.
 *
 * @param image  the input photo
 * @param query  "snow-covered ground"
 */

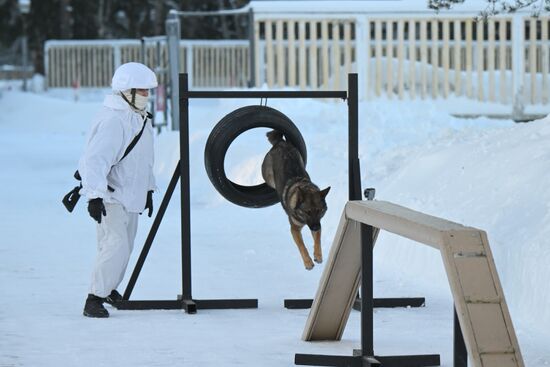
xmin=1 ymin=85 xmax=549 ymax=366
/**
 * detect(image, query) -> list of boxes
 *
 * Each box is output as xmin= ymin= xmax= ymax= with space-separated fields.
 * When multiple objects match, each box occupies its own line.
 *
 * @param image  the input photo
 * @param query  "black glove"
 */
xmin=144 ymin=190 xmax=153 ymax=217
xmin=88 ymin=198 xmax=106 ymax=224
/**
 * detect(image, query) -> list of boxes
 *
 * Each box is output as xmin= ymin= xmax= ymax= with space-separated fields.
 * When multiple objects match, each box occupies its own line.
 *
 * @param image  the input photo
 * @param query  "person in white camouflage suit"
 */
xmin=78 ymin=62 xmax=157 ymax=318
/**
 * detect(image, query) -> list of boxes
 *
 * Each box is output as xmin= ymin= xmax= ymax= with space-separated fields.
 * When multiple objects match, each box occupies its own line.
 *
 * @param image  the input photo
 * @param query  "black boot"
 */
xmin=83 ymin=294 xmax=109 ymax=318
xmin=104 ymin=290 xmax=123 ymax=306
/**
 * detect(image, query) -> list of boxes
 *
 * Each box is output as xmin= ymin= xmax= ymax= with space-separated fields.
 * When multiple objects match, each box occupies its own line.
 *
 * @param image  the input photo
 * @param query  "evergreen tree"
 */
xmin=1 ymin=0 xmax=249 ymax=75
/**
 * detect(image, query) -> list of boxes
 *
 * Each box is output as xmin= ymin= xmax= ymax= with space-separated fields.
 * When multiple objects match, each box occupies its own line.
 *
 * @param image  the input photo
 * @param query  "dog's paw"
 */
xmin=304 ymin=258 xmax=315 ymax=270
xmin=314 ymin=256 xmax=323 ymax=264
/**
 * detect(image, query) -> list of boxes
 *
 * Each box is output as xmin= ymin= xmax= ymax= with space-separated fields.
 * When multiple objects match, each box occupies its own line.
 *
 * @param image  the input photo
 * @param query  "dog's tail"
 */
xmin=266 ymin=130 xmax=284 ymax=145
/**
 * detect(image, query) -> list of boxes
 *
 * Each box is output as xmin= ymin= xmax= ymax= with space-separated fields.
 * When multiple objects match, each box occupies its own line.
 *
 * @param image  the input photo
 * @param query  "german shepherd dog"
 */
xmin=261 ymin=130 xmax=330 ymax=270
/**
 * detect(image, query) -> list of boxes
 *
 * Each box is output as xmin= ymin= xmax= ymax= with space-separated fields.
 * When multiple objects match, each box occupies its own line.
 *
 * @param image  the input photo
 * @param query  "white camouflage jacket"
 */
xmin=78 ymin=94 xmax=156 ymax=213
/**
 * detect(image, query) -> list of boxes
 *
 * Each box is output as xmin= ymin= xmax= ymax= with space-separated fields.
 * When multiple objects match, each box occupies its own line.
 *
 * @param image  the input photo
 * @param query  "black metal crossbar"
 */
xmin=180 ymin=91 xmax=348 ymax=99
xmin=181 ymin=90 xmax=348 ymax=99
xmin=284 ymin=297 xmax=426 ymax=310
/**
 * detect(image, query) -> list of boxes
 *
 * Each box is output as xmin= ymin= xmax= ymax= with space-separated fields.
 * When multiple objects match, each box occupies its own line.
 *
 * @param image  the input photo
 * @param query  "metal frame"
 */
xmin=117 ymin=73 xmax=357 ymax=314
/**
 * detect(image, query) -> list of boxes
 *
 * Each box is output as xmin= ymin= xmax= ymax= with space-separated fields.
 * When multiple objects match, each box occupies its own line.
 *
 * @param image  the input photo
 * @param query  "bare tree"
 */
xmin=429 ymin=0 xmax=550 ymax=16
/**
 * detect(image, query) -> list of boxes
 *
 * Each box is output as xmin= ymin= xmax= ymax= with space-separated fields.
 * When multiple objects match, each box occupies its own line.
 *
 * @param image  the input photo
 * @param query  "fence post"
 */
xmin=21 ymin=36 xmax=29 ymax=92
xmin=166 ymin=10 xmax=181 ymax=131
xmin=512 ymin=14 xmax=525 ymax=121
xmin=186 ymin=44 xmax=194 ymax=89
xmin=248 ymin=8 xmax=256 ymax=87
xmin=356 ymin=16 xmax=368 ymax=100
xmin=113 ymin=44 xmax=122 ymax=70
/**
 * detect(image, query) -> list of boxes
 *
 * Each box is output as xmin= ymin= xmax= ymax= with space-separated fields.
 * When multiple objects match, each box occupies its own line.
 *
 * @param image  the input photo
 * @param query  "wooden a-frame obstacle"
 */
xmin=296 ymin=200 xmax=524 ymax=367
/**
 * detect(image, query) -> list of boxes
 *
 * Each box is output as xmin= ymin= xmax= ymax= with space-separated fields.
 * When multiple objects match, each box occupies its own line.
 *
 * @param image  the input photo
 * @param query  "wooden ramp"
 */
xmin=303 ymin=200 xmax=524 ymax=367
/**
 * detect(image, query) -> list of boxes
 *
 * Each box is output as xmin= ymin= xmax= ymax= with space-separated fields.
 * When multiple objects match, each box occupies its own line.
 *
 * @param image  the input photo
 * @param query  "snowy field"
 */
xmin=1 ymin=84 xmax=549 ymax=366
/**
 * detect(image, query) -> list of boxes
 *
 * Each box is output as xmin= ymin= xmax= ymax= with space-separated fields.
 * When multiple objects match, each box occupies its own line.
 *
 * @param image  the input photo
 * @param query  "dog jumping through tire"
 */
xmin=261 ymin=130 xmax=330 ymax=270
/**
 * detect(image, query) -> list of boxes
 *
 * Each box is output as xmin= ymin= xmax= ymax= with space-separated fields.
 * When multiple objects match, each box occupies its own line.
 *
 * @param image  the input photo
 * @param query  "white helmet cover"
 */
xmin=111 ymin=62 xmax=158 ymax=91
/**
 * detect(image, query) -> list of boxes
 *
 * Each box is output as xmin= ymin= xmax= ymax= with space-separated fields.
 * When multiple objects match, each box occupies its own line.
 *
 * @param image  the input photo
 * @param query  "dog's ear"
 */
xmin=319 ymin=186 xmax=331 ymax=199
xmin=289 ymin=189 xmax=303 ymax=209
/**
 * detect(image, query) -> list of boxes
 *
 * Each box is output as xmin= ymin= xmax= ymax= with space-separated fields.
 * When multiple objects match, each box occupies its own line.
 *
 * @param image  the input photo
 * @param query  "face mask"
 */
xmin=133 ymin=93 xmax=149 ymax=110
xmin=121 ymin=90 xmax=149 ymax=111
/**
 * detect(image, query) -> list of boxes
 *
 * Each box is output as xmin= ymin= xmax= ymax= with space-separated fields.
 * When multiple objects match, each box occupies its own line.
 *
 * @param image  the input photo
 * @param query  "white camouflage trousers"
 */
xmin=89 ymin=202 xmax=138 ymax=298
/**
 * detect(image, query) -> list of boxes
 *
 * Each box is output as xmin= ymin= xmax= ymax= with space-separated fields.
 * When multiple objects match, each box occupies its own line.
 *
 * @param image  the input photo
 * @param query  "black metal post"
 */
xmin=122 ymin=164 xmax=181 ymax=300
xmin=361 ymin=223 xmax=375 ymax=357
xmin=454 ymin=307 xmax=468 ymax=367
xmin=180 ymin=73 xmax=193 ymax=300
xmin=348 ymin=74 xmax=361 ymax=201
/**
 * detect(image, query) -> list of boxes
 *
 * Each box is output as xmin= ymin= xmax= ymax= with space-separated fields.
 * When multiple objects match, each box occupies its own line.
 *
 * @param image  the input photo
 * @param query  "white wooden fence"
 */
xmin=253 ymin=14 xmax=550 ymax=114
xmin=44 ymin=39 xmax=249 ymax=89
xmin=44 ymin=11 xmax=550 ymax=117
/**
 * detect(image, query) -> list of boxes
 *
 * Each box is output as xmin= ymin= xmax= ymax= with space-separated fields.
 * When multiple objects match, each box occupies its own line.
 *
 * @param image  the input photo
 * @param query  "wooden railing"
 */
xmin=44 ymin=39 xmax=249 ymax=89
xmin=44 ymin=12 xmax=550 ymax=116
xmin=253 ymin=14 xmax=550 ymax=114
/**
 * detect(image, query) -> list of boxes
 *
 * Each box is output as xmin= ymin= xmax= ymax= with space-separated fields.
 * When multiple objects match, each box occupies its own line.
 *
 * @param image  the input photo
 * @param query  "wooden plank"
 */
xmin=345 ymin=201 xmax=467 ymax=249
xmin=386 ymin=20 xmax=394 ymax=98
xmin=288 ymin=20 xmax=296 ymax=87
xmin=375 ymin=19 xmax=383 ymax=97
xmin=321 ymin=20 xmax=329 ymax=90
xmin=439 ymin=232 xmax=483 ymax=366
xmin=397 ymin=19 xmax=405 ymax=99
xmin=310 ymin=20 xmax=318 ymax=88
xmin=231 ymin=46 xmax=237 ymax=87
xmin=420 ymin=19 xmax=428 ymax=99
xmin=478 ymin=230 xmax=525 ymax=366
xmin=364 ymin=18 xmax=371 ymax=99
xmin=481 ymin=354 xmax=520 ymax=367
xmin=302 ymin=213 xmax=362 ymax=341
xmin=276 ymin=20 xmax=285 ymax=87
xmin=265 ymin=20 xmax=274 ymax=88
xmin=52 ymin=47 xmax=58 ymax=87
xmin=488 ymin=18 xmax=496 ymax=102
xmin=203 ymin=46 xmax=208 ymax=87
xmin=303 ymin=213 xmax=380 ymax=341
xmin=477 ymin=20 xmax=485 ymax=101
xmin=442 ymin=19 xmax=450 ymax=98
xmin=343 ymin=21 xmax=352 ymax=77
xmin=199 ymin=47 xmax=208 ymax=87
xmin=220 ymin=46 xmax=225 ymax=86
xmin=409 ymin=19 xmax=417 ymax=99
xmin=542 ymin=18 xmax=549 ymax=104
xmin=431 ymin=19 xmax=439 ymax=99
xmin=332 ymin=21 xmax=341 ymax=90
xmin=529 ymin=18 xmax=538 ymax=104
xmin=244 ymin=46 xmax=249 ymax=87
xmin=254 ymin=20 xmax=261 ymax=87
xmin=466 ymin=19 xmax=473 ymax=98
xmin=468 ymin=303 xmax=514 ymax=354
xmin=454 ymin=20 xmax=462 ymax=96
xmin=197 ymin=47 xmax=203 ymax=87
xmin=454 ymin=257 xmax=499 ymax=301
xmin=500 ymin=19 xmax=508 ymax=104
xmin=299 ymin=20 xmax=307 ymax=89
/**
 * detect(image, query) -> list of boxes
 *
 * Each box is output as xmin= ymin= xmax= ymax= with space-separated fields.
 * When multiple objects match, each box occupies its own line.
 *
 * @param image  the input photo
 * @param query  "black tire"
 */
xmin=204 ymin=105 xmax=307 ymax=208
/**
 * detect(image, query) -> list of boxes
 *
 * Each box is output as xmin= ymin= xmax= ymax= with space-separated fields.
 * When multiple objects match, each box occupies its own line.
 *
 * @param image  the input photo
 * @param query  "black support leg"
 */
xmin=454 ymin=307 xmax=467 ymax=367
